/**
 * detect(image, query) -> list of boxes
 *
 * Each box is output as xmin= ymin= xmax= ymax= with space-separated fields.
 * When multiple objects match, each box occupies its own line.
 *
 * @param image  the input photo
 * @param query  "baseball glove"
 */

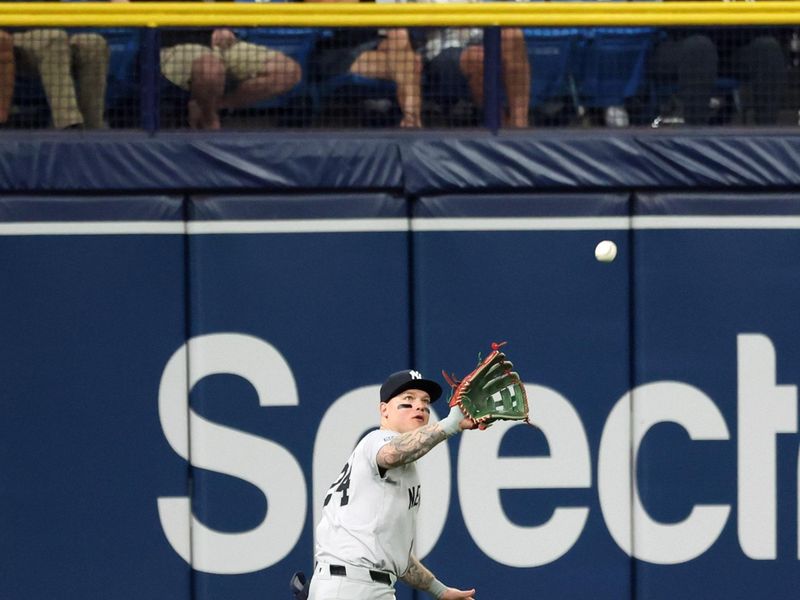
xmin=442 ymin=342 xmax=530 ymax=430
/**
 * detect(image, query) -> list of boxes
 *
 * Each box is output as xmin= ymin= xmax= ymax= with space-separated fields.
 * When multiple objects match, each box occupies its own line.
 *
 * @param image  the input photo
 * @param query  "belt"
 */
xmin=327 ymin=563 xmax=394 ymax=586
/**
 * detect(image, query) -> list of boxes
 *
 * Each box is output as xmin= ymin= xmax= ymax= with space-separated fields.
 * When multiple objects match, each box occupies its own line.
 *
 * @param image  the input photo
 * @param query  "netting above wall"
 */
xmin=1 ymin=2 xmax=800 ymax=131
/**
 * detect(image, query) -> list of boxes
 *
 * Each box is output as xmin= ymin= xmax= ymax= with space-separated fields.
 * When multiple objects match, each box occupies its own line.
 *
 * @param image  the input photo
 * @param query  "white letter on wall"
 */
xmin=737 ymin=334 xmax=797 ymax=559
xmin=158 ymin=333 xmax=306 ymax=574
xmin=459 ymin=384 xmax=591 ymax=567
xmin=600 ymin=381 xmax=730 ymax=565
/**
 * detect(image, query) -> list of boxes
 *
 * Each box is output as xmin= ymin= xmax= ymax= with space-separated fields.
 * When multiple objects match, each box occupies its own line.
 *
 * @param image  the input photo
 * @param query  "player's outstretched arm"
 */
xmin=400 ymin=554 xmax=476 ymax=600
xmin=377 ymin=405 xmax=473 ymax=469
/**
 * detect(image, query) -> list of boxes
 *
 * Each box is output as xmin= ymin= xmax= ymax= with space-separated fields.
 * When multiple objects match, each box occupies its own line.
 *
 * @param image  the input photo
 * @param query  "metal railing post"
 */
xmin=483 ymin=26 xmax=502 ymax=134
xmin=140 ymin=27 xmax=160 ymax=133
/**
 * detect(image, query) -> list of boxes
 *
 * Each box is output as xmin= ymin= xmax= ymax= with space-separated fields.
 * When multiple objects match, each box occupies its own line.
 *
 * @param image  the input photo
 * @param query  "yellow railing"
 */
xmin=2 ymin=1 xmax=800 ymax=28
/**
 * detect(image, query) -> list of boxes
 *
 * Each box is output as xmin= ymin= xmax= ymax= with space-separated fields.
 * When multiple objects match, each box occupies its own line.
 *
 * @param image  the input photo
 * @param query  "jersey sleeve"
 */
xmin=360 ymin=429 xmax=399 ymax=477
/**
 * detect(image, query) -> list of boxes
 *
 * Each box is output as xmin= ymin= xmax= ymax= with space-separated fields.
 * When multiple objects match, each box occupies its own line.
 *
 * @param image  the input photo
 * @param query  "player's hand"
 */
xmin=440 ymin=588 xmax=476 ymax=600
xmin=459 ymin=414 xmax=477 ymax=431
xmin=211 ymin=28 xmax=237 ymax=50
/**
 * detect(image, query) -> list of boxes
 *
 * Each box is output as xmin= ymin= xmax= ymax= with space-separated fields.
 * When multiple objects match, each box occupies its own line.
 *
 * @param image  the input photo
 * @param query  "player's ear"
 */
xmin=379 ymin=400 xmax=390 ymax=420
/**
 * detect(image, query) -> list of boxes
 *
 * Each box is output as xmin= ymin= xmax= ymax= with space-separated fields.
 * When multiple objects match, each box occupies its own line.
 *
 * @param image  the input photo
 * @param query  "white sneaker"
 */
xmin=604 ymin=105 xmax=629 ymax=127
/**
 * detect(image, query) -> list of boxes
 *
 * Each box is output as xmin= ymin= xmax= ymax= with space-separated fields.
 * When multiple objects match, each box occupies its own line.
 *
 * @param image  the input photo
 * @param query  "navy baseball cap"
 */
xmin=380 ymin=370 xmax=443 ymax=403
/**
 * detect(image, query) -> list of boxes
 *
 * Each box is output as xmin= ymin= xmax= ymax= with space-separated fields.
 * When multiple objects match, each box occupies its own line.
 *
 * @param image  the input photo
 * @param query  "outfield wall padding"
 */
xmin=1 ymin=133 xmax=799 ymax=600
xmin=3 ymin=130 xmax=800 ymax=192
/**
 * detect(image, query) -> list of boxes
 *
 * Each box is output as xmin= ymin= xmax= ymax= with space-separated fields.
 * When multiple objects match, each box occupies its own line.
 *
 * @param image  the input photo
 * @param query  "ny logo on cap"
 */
xmin=409 ymin=370 xmax=422 ymax=379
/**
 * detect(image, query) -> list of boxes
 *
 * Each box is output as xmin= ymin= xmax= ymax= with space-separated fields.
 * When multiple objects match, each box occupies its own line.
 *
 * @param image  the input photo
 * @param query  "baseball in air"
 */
xmin=594 ymin=240 xmax=618 ymax=262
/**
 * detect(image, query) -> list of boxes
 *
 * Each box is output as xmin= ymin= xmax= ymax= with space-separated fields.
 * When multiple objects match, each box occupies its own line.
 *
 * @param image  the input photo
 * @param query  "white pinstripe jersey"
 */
xmin=314 ymin=429 xmax=421 ymax=577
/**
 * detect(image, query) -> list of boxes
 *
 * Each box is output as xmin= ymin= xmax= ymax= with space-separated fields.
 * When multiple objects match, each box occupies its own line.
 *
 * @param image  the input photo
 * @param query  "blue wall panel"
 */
xmin=183 ymin=194 xmax=413 ymax=600
xmin=632 ymin=193 xmax=800 ymax=599
xmin=0 ymin=197 xmax=191 ymax=599
xmin=2 ymin=138 xmax=800 ymax=600
xmin=411 ymin=194 xmax=633 ymax=600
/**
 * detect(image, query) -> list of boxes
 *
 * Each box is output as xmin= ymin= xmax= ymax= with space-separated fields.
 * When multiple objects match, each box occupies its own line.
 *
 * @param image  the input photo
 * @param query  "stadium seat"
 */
xmin=100 ymin=28 xmax=142 ymax=127
xmin=649 ymin=75 xmax=743 ymax=127
xmin=9 ymin=68 xmax=50 ymax=128
xmin=709 ymin=76 xmax=743 ymax=123
xmin=311 ymin=29 xmax=400 ymax=127
xmin=522 ymin=27 xmax=583 ymax=123
xmin=101 ymin=28 xmax=141 ymax=105
xmin=575 ymin=27 xmax=655 ymax=109
xmin=523 ymin=28 xmax=581 ymax=109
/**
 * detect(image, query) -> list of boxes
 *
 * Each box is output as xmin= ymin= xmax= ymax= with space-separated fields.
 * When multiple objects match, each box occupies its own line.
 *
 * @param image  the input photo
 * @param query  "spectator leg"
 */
xmin=500 ymin=28 xmax=530 ymax=128
xmin=459 ymin=45 xmax=485 ymax=108
xmin=187 ymin=51 xmax=226 ymax=130
xmin=70 ymin=33 xmax=109 ymax=129
xmin=350 ymin=29 xmax=422 ymax=128
xmin=13 ymin=29 xmax=83 ymax=129
xmin=675 ymin=35 xmax=716 ymax=125
xmin=0 ymin=30 xmax=13 ymax=124
xmin=651 ymin=34 xmax=716 ymax=125
xmin=220 ymin=43 xmax=301 ymax=109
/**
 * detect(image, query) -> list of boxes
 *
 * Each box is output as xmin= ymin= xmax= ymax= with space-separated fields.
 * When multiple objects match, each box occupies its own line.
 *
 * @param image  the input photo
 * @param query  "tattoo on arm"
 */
xmin=377 ymin=424 xmax=447 ymax=469
xmin=400 ymin=555 xmax=435 ymax=590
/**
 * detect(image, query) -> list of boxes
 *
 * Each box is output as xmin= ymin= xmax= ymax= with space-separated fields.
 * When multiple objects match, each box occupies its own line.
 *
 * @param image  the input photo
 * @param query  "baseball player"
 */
xmin=307 ymin=369 xmax=477 ymax=600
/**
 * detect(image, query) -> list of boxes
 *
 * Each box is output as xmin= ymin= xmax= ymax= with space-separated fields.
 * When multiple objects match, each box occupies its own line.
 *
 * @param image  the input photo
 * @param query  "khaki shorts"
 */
xmin=160 ymin=41 xmax=282 ymax=90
